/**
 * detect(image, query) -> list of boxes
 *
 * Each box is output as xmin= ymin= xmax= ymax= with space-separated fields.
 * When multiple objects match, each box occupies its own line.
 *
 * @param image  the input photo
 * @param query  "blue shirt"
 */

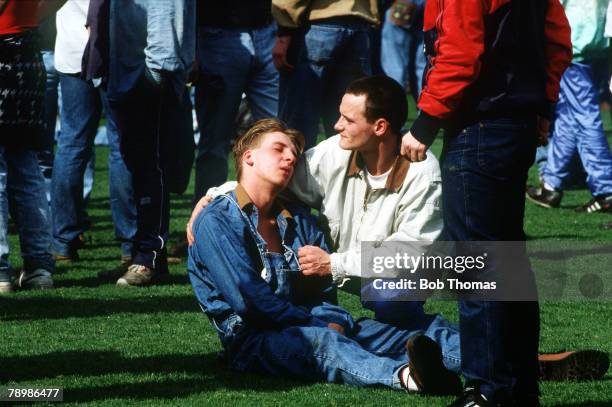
xmin=107 ymin=0 xmax=195 ymax=100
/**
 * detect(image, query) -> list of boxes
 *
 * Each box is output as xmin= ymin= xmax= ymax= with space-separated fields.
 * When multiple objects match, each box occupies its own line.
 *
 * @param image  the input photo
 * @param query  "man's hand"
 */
xmin=327 ymin=322 xmax=345 ymax=336
xmin=186 ymin=195 xmax=213 ymax=245
xmin=272 ymin=35 xmax=294 ymax=72
xmin=536 ymin=115 xmax=551 ymax=146
xmin=298 ymin=245 xmax=331 ymax=277
xmin=400 ymin=131 xmax=428 ymax=162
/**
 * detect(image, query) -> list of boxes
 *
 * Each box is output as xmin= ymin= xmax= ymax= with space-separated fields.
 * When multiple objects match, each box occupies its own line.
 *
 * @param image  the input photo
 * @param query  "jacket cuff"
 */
xmin=330 ymin=253 xmax=348 ymax=286
xmin=276 ymin=26 xmax=298 ymax=37
xmin=409 ymin=111 xmax=444 ymax=146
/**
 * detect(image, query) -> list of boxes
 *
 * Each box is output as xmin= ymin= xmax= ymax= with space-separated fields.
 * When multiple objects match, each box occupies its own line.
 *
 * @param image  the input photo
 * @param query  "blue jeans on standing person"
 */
xmin=0 ymin=146 xmax=55 ymax=283
xmin=194 ymin=22 xmax=279 ymax=202
xmin=279 ymin=19 xmax=373 ymax=148
xmin=441 ymin=116 xmax=540 ymax=402
xmin=40 ymin=50 xmax=59 ymax=203
xmin=51 ymin=74 xmax=136 ymax=259
xmin=380 ymin=6 xmax=426 ymax=99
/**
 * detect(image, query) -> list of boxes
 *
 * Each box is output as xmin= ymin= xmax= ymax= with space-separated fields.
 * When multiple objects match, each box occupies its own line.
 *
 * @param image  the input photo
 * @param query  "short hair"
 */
xmin=233 ymin=118 xmax=305 ymax=181
xmin=345 ymin=75 xmax=408 ymax=134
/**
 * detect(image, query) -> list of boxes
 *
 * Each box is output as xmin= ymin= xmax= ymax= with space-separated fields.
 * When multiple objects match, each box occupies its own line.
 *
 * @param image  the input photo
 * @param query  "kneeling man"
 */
xmin=188 ymin=119 xmax=461 ymax=394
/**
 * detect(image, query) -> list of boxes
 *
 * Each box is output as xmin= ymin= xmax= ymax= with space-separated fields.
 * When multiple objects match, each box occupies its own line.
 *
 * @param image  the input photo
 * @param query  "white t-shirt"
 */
xmin=365 ymin=167 xmax=392 ymax=190
xmin=54 ymin=0 xmax=90 ymax=74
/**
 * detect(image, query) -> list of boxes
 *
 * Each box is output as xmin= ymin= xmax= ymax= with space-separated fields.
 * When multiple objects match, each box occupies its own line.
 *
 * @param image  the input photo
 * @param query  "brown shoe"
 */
xmin=539 ymin=350 xmax=610 ymax=381
xmin=404 ymin=334 xmax=462 ymax=395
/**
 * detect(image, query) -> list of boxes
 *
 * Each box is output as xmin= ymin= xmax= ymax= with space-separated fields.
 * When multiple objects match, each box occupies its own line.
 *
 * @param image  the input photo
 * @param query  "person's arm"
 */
xmin=408 ymin=0 xmax=486 ymax=149
xmin=191 ymin=207 xmax=328 ymax=329
xmin=271 ymin=0 xmax=312 ymax=71
xmin=541 ymin=0 xmax=572 ymax=118
xmin=37 ymin=0 xmax=67 ymax=22
xmin=329 ymin=163 xmax=443 ymax=283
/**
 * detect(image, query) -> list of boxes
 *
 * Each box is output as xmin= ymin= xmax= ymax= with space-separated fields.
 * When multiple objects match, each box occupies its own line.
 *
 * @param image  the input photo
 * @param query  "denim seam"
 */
xmin=310 ymin=351 xmax=395 ymax=385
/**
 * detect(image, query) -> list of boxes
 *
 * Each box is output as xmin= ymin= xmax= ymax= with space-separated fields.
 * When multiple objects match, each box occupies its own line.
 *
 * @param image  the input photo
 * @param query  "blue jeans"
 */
xmin=0 ymin=146 xmax=55 ymax=282
xmin=40 ymin=50 xmax=59 ymax=203
xmin=193 ymin=23 xmax=279 ymax=202
xmin=543 ymin=62 xmax=612 ymax=197
xmin=380 ymin=8 xmax=426 ymax=100
xmin=441 ymin=117 xmax=540 ymax=401
xmin=52 ymin=74 xmax=136 ymax=258
xmin=279 ymin=19 xmax=372 ymax=148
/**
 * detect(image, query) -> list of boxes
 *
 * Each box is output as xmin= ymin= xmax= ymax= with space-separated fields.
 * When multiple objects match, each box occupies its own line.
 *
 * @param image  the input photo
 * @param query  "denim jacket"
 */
xmin=107 ymin=0 xmax=195 ymax=100
xmin=188 ymin=186 xmax=347 ymax=341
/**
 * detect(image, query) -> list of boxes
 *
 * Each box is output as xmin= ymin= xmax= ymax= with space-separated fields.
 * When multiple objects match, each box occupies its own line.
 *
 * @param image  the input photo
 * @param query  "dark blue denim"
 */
xmin=441 ymin=117 xmax=540 ymax=401
xmin=52 ymin=74 xmax=136 ymax=258
xmin=279 ymin=19 xmax=372 ymax=148
xmin=188 ymin=192 xmax=456 ymax=387
xmin=193 ymin=22 xmax=279 ymax=203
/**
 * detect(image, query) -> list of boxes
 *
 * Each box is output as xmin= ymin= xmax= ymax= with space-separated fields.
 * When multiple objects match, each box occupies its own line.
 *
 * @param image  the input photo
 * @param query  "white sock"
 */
xmin=400 ymin=366 xmax=420 ymax=392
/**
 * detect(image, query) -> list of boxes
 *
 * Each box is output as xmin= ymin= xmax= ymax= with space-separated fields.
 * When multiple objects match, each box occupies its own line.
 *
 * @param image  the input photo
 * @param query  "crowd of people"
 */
xmin=1 ymin=1 xmax=611 ymax=407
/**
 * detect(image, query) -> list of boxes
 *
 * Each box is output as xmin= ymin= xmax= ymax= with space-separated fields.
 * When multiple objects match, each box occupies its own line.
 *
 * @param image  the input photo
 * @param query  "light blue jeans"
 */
xmin=279 ymin=18 xmax=372 ymax=148
xmin=0 ymin=146 xmax=54 ymax=282
xmin=380 ymin=8 xmax=426 ymax=100
xmin=193 ymin=22 xmax=279 ymax=202
xmin=51 ymin=74 xmax=136 ymax=258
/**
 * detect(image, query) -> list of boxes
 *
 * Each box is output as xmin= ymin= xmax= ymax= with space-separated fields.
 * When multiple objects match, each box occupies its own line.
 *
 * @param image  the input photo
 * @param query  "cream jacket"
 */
xmin=290 ymin=135 xmax=443 ymax=283
xmin=272 ymin=0 xmax=379 ymax=28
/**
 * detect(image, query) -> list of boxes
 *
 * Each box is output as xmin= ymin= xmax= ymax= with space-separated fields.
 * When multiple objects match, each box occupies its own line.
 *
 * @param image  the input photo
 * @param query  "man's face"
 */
xmin=334 ymin=93 xmax=377 ymax=151
xmin=248 ymin=132 xmax=298 ymax=188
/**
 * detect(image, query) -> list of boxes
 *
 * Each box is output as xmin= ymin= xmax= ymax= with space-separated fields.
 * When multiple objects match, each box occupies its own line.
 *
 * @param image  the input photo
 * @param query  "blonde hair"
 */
xmin=233 ymin=118 xmax=305 ymax=180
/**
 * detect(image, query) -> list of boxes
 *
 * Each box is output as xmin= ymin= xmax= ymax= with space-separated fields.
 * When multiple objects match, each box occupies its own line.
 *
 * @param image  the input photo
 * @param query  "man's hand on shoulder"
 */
xmin=400 ymin=131 xmax=428 ymax=162
xmin=186 ymin=195 xmax=213 ymax=245
xmin=298 ymin=245 xmax=331 ymax=277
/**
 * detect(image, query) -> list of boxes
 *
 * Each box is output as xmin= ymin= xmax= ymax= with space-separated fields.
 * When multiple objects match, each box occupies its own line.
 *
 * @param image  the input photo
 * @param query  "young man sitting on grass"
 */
xmin=187 ymin=118 xmax=462 ymax=395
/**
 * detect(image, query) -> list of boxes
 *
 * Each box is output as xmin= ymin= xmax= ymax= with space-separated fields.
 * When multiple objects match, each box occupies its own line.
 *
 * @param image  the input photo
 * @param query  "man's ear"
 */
xmin=373 ymin=118 xmax=388 ymax=137
xmin=243 ymin=150 xmax=255 ymax=167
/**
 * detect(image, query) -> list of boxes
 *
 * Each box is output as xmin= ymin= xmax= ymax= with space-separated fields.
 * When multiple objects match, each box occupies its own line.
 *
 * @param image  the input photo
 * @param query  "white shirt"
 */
xmin=54 ymin=0 xmax=90 ymax=74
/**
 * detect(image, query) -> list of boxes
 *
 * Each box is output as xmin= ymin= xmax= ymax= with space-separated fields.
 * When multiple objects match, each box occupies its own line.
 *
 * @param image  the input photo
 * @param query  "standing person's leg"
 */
xmin=246 ymin=23 xmax=279 ymax=120
xmin=101 ymin=90 xmax=136 ymax=262
xmin=40 ymin=50 xmax=59 ymax=203
xmin=279 ymin=23 xmax=345 ymax=148
xmin=51 ymin=75 xmax=101 ymax=260
xmin=381 ymin=8 xmax=411 ymax=89
xmin=0 ymin=148 xmax=12 ymax=292
xmin=573 ymin=63 xmax=612 ymax=202
xmin=408 ymin=27 xmax=425 ymax=101
xmin=108 ymin=77 xmax=173 ymax=285
xmin=8 ymin=147 xmax=55 ymax=289
xmin=321 ymin=23 xmax=372 ymax=138
xmin=193 ymin=28 xmax=251 ymax=203
xmin=442 ymin=118 xmax=539 ymax=403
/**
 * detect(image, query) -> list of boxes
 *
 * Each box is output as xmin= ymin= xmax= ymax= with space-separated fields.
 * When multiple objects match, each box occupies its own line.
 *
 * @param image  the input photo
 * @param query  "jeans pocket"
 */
xmin=303 ymin=26 xmax=341 ymax=66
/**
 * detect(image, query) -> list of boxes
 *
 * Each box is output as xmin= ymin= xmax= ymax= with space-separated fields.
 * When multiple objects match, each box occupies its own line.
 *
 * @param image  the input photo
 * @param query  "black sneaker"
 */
xmin=54 ymin=234 xmax=90 ymax=262
xmin=449 ymin=387 xmax=494 ymax=407
xmin=404 ymin=334 xmax=462 ymax=395
xmin=15 ymin=269 xmax=54 ymax=290
xmin=526 ymin=186 xmax=562 ymax=209
xmin=538 ymin=350 xmax=610 ymax=381
xmin=575 ymin=195 xmax=612 ymax=213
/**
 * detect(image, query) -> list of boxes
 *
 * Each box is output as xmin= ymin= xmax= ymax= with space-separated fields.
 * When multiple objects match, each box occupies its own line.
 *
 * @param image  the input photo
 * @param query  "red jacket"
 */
xmin=410 ymin=0 xmax=572 ymax=145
